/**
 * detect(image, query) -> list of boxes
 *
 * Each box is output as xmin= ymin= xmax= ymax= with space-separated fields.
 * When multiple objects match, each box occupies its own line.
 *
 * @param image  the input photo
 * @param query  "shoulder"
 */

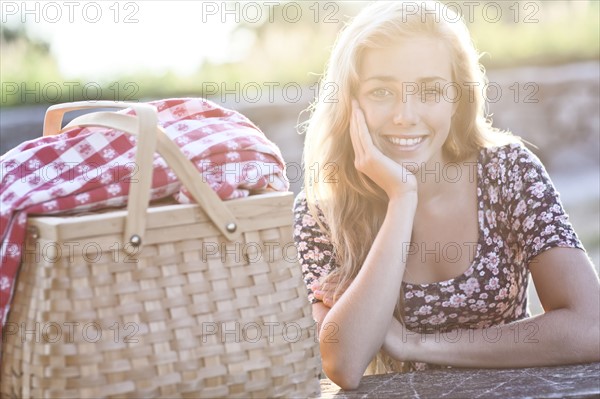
xmin=477 ymin=142 xmax=558 ymax=212
xmin=479 ymin=142 xmax=548 ymax=182
xmin=480 ymin=142 xmax=540 ymax=166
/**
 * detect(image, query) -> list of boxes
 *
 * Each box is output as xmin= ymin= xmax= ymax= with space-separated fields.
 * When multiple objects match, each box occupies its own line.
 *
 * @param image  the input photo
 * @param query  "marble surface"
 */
xmin=320 ymin=362 xmax=600 ymax=398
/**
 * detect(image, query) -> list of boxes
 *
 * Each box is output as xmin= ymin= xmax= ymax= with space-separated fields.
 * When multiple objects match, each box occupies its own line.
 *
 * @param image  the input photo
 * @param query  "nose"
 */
xmin=392 ymin=95 xmax=419 ymax=126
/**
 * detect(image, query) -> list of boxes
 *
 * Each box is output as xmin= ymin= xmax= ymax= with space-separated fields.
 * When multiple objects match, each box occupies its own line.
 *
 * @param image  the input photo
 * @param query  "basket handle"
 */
xmin=61 ymin=111 xmax=242 ymax=242
xmin=45 ymin=101 xmax=159 ymax=252
xmin=44 ymin=101 xmax=155 ymax=137
xmin=43 ymin=102 xmax=242 ymax=252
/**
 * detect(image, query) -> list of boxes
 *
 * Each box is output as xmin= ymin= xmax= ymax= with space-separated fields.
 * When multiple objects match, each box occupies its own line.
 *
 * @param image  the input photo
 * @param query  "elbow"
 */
xmin=320 ymin=343 xmax=365 ymax=390
xmin=322 ymin=358 xmax=363 ymax=391
xmin=567 ymin=311 xmax=600 ymax=364
xmin=578 ymin=310 xmax=600 ymax=363
xmin=587 ymin=318 xmax=600 ymax=362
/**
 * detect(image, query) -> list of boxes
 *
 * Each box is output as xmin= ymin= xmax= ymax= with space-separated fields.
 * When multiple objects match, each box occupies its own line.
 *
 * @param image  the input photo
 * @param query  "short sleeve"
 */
xmin=293 ymin=191 xmax=336 ymax=303
xmin=504 ymin=144 xmax=585 ymax=265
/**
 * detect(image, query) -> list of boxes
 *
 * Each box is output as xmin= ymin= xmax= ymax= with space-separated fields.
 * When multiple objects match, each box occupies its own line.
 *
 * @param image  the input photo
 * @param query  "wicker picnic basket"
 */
xmin=0 ymin=102 xmax=321 ymax=398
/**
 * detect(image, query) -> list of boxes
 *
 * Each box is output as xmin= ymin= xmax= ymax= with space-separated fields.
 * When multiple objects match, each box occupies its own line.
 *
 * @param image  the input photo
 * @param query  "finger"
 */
xmin=320 ymin=276 xmax=348 ymax=295
xmin=320 ymin=274 xmax=341 ymax=285
xmin=315 ymin=289 xmax=332 ymax=308
xmin=355 ymin=105 xmax=378 ymax=154
xmin=321 ymin=279 xmax=341 ymax=293
xmin=323 ymin=285 xmax=339 ymax=299
xmin=322 ymin=293 xmax=334 ymax=308
xmin=349 ymin=100 xmax=365 ymax=156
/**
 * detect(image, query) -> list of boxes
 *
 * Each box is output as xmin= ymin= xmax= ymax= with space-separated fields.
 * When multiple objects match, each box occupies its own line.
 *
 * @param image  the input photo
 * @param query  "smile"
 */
xmin=385 ymin=136 xmax=425 ymax=147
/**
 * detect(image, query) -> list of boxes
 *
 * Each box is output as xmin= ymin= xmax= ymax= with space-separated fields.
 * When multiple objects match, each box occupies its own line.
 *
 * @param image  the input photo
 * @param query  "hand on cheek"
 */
xmin=350 ymin=99 xmax=418 ymax=198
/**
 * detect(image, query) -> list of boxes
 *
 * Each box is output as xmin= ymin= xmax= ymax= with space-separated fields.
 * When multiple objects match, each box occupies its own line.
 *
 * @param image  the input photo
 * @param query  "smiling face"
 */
xmin=356 ymin=37 xmax=457 ymax=171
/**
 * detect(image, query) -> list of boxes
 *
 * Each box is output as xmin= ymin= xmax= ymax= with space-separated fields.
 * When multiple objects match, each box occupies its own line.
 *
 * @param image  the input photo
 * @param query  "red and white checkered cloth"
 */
xmin=0 ymin=98 xmax=289 ymax=334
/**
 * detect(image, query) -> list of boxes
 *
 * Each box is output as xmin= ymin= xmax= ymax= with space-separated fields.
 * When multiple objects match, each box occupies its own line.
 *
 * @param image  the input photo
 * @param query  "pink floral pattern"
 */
xmin=293 ymin=143 xmax=584 ymax=366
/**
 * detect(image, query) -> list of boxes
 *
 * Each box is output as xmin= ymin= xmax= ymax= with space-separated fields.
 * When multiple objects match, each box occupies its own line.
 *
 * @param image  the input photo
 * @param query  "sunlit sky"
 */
xmin=3 ymin=1 xmax=244 ymax=79
xmin=4 ymin=1 xmax=597 ymax=81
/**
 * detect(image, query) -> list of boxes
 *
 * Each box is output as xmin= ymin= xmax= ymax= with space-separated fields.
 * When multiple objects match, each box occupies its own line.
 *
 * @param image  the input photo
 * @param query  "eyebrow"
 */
xmin=361 ymin=75 xmax=448 ymax=83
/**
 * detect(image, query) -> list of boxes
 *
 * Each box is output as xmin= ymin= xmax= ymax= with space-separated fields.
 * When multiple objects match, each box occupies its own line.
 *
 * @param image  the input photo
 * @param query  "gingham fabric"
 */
xmin=0 ymin=98 xmax=289 ymax=335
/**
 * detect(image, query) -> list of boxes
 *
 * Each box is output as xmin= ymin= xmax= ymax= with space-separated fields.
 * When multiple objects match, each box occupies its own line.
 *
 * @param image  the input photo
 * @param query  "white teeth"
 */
xmin=387 ymin=136 xmax=424 ymax=146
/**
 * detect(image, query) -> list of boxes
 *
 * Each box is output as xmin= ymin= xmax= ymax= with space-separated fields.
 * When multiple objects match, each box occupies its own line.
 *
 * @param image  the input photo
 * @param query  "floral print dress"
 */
xmin=293 ymin=143 xmax=585 ymax=370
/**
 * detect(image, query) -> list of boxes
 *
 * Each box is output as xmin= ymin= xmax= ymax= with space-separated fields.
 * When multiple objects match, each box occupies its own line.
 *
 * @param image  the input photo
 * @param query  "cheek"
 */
xmin=427 ymin=102 xmax=454 ymax=131
xmin=359 ymin=102 xmax=395 ymax=133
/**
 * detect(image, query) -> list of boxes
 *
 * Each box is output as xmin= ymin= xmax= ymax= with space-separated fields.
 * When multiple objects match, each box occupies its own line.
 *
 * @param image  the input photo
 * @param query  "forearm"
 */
xmin=320 ymin=194 xmax=416 ymax=386
xmin=390 ymin=309 xmax=600 ymax=368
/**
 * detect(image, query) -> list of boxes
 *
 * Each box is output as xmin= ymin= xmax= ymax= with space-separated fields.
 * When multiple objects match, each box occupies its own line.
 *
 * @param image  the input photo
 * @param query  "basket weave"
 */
xmin=0 ymin=102 xmax=321 ymax=398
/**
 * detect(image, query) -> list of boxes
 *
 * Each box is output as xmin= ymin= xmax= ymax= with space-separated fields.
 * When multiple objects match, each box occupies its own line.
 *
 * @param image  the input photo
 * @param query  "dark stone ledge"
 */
xmin=320 ymin=361 xmax=600 ymax=399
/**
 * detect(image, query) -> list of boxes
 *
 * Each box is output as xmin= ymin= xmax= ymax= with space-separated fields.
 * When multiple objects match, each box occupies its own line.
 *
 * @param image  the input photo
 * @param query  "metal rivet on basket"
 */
xmin=226 ymin=222 xmax=237 ymax=233
xmin=129 ymin=234 xmax=142 ymax=247
xmin=28 ymin=226 xmax=39 ymax=240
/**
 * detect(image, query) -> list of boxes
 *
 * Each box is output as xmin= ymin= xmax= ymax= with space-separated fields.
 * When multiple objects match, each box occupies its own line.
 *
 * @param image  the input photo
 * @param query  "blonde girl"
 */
xmin=293 ymin=0 xmax=599 ymax=390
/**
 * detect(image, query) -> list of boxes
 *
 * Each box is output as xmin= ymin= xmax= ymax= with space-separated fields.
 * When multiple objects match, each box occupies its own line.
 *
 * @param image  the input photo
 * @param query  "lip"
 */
xmin=383 ymin=134 xmax=428 ymax=139
xmin=383 ymin=135 xmax=428 ymax=152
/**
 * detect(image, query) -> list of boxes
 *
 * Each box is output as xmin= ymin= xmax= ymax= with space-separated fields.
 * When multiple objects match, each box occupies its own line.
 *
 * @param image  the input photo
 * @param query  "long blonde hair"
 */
xmin=302 ymin=1 xmax=518 ymax=373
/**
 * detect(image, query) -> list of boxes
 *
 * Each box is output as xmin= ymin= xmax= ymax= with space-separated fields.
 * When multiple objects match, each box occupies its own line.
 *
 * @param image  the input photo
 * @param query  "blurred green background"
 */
xmin=1 ymin=0 xmax=598 ymax=105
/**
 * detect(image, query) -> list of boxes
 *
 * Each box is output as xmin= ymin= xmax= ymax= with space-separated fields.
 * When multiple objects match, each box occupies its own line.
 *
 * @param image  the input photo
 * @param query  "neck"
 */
xmin=415 ymin=153 xmax=478 ymax=203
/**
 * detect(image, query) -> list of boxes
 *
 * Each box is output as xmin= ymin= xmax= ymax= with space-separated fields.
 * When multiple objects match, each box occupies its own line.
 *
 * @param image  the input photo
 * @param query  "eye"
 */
xmin=421 ymin=86 xmax=442 ymax=102
xmin=368 ymin=88 xmax=394 ymax=99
